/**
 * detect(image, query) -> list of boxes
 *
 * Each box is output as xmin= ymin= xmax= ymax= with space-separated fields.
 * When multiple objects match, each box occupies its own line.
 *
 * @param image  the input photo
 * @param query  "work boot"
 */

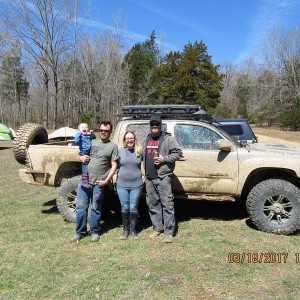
xmin=164 ymin=234 xmax=173 ymax=243
xmin=120 ymin=212 xmax=130 ymax=240
xmin=81 ymin=174 xmax=90 ymax=188
xmin=129 ymin=212 xmax=138 ymax=239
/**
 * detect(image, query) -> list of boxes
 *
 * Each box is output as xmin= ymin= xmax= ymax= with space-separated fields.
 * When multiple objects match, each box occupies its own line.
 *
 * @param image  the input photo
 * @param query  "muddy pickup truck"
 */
xmin=13 ymin=105 xmax=300 ymax=235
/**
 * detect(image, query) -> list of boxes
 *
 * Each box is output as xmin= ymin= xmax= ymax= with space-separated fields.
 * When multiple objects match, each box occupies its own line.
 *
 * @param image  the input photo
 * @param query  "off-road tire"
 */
xmin=13 ymin=123 xmax=48 ymax=165
xmin=246 ymin=179 xmax=300 ymax=235
xmin=56 ymin=176 xmax=81 ymax=223
xmin=56 ymin=176 xmax=117 ymax=223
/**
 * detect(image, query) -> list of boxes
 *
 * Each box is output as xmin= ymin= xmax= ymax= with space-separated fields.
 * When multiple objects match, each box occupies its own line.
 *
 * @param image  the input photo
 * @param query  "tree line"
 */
xmin=0 ymin=0 xmax=299 ymax=130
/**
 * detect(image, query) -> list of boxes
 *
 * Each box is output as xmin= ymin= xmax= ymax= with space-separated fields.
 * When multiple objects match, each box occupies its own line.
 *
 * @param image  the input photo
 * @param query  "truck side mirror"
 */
xmin=217 ymin=139 xmax=232 ymax=152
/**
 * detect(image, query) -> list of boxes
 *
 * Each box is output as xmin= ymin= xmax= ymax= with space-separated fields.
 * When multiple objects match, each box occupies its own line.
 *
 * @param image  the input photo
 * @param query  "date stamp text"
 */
xmin=228 ymin=252 xmax=300 ymax=263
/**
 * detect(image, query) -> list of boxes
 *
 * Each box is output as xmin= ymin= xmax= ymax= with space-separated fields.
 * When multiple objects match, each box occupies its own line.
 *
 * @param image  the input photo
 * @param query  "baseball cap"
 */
xmin=150 ymin=115 xmax=162 ymax=124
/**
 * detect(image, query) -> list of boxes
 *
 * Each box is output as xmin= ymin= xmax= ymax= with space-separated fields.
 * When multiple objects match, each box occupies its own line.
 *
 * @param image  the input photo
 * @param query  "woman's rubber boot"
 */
xmin=130 ymin=212 xmax=138 ymax=239
xmin=120 ymin=212 xmax=130 ymax=240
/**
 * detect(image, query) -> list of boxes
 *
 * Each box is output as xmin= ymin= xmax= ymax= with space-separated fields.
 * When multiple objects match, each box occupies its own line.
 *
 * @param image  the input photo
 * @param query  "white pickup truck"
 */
xmin=13 ymin=105 xmax=300 ymax=235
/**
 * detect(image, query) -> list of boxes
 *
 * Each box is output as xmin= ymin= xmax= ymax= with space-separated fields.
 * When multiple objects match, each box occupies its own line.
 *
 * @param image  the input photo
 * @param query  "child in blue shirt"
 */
xmin=75 ymin=123 xmax=96 ymax=188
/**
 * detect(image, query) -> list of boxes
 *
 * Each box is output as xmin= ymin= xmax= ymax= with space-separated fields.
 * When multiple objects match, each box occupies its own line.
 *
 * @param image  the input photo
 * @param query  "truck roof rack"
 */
xmin=122 ymin=105 xmax=214 ymax=121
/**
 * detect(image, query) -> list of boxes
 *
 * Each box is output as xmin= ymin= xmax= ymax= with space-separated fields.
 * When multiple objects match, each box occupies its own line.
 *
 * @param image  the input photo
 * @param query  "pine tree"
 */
xmin=124 ymin=31 xmax=160 ymax=103
xmin=152 ymin=41 xmax=223 ymax=112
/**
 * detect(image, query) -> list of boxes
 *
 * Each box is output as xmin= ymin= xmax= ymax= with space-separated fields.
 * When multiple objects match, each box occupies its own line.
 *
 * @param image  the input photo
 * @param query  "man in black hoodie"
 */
xmin=143 ymin=115 xmax=182 ymax=243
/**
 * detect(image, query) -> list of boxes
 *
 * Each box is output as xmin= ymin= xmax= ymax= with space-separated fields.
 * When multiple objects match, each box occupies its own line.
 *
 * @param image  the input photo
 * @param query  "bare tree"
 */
xmin=262 ymin=27 xmax=300 ymax=111
xmin=2 ymin=0 xmax=79 ymax=129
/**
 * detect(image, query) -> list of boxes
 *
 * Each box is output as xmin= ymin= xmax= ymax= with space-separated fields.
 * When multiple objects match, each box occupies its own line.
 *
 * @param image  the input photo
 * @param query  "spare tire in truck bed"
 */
xmin=13 ymin=123 xmax=48 ymax=165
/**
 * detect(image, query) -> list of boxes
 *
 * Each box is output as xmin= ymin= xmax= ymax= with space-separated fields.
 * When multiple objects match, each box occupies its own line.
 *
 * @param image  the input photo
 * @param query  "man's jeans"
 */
xmin=146 ymin=176 xmax=175 ymax=235
xmin=75 ymin=183 xmax=104 ymax=236
xmin=117 ymin=187 xmax=143 ymax=213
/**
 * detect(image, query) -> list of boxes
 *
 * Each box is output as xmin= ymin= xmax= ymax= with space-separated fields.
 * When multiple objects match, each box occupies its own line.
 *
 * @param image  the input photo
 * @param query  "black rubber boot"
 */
xmin=130 ymin=212 xmax=138 ymax=239
xmin=120 ymin=212 xmax=130 ymax=240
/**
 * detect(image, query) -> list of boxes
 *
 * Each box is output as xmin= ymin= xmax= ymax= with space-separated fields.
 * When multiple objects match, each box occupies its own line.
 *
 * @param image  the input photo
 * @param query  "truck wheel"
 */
xmin=56 ymin=176 xmax=81 ymax=223
xmin=13 ymin=123 xmax=48 ymax=165
xmin=246 ymin=179 xmax=300 ymax=235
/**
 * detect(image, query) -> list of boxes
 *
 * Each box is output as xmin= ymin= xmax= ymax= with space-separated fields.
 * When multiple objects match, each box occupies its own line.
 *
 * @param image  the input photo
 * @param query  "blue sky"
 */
xmin=0 ymin=0 xmax=299 ymax=65
xmin=84 ymin=0 xmax=300 ymax=65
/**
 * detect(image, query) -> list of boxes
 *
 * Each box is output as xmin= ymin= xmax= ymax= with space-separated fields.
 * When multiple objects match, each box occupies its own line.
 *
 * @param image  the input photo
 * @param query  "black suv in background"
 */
xmin=215 ymin=119 xmax=258 ymax=144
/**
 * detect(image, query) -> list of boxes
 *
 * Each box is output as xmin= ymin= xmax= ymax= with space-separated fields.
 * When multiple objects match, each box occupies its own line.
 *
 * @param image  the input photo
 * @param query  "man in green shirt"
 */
xmin=70 ymin=121 xmax=118 ymax=243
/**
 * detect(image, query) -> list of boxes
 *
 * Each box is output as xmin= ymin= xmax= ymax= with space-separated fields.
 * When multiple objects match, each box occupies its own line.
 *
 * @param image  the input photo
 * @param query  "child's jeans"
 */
xmin=80 ymin=151 xmax=90 ymax=188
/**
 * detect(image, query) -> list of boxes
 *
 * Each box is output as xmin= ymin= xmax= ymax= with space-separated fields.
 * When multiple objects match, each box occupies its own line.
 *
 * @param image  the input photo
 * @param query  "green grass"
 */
xmin=1 ymin=142 xmax=300 ymax=299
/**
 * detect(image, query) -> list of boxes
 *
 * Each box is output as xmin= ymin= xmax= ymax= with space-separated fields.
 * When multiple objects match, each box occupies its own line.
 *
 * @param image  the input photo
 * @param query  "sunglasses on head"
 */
xmin=99 ymin=129 xmax=110 ymax=133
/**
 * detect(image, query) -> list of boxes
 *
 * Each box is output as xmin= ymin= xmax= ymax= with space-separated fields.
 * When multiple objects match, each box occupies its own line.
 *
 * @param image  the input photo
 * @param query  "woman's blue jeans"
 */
xmin=117 ymin=187 xmax=142 ymax=213
xmin=75 ymin=183 xmax=104 ymax=236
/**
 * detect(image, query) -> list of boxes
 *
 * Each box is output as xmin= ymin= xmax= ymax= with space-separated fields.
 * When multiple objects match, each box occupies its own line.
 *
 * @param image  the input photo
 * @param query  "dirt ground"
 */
xmin=252 ymin=126 xmax=300 ymax=148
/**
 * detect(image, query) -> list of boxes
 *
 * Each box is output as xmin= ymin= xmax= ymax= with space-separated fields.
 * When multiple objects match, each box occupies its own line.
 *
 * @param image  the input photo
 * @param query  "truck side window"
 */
xmin=175 ymin=124 xmax=221 ymax=150
xmin=218 ymin=124 xmax=243 ymax=137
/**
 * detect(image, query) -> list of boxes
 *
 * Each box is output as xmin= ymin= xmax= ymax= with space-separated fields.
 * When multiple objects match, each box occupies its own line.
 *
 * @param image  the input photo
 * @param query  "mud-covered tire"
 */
xmin=246 ymin=179 xmax=300 ymax=235
xmin=13 ymin=123 xmax=48 ymax=165
xmin=56 ymin=176 xmax=81 ymax=223
xmin=56 ymin=176 xmax=118 ymax=223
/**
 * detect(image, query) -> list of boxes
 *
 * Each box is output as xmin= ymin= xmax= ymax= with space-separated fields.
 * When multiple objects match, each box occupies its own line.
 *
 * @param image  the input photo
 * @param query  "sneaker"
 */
xmin=91 ymin=234 xmax=100 ymax=242
xmin=164 ymin=235 xmax=173 ymax=243
xmin=70 ymin=235 xmax=82 ymax=243
xmin=149 ymin=231 xmax=162 ymax=239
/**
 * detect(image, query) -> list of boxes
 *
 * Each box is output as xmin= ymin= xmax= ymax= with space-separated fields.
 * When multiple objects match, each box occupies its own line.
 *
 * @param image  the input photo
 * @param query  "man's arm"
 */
xmin=154 ymin=137 xmax=182 ymax=165
xmin=97 ymin=160 xmax=118 ymax=187
xmin=164 ymin=137 xmax=182 ymax=163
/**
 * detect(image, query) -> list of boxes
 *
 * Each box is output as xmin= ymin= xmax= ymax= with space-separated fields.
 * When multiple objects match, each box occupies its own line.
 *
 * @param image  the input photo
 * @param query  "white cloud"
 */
xmin=129 ymin=0 xmax=203 ymax=33
xmin=80 ymin=16 xmax=178 ymax=53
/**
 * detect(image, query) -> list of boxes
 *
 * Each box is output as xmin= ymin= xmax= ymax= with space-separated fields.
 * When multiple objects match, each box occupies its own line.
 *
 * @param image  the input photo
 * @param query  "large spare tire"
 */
xmin=13 ymin=123 xmax=48 ymax=165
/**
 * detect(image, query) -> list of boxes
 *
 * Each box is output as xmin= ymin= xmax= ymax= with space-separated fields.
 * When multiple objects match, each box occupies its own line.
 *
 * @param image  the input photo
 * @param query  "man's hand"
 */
xmin=96 ymin=179 xmax=108 ymax=187
xmin=80 ymin=155 xmax=90 ymax=163
xmin=154 ymin=154 xmax=164 ymax=165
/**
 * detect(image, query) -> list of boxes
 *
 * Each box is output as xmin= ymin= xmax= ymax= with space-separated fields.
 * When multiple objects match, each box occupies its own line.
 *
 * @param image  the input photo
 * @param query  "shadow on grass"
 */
xmin=112 ymin=197 xmax=248 ymax=236
xmin=175 ymin=199 xmax=247 ymax=221
xmin=41 ymin=199 xmax=59 ymax=214
xmin=174 ymin=199 xmax=248 ymax=236
xmin=40 ymin=196 xmax=250 ymax=235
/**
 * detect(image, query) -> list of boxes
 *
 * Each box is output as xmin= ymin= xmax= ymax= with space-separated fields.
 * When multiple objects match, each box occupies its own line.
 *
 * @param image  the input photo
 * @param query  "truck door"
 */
xmin=173 ymin=124 xmax=239 ymax=195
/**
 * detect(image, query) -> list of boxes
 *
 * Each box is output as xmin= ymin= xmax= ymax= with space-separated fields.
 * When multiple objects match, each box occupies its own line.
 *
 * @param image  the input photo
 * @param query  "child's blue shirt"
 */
xmin=74 ymin=132 xmax=96 ymax=153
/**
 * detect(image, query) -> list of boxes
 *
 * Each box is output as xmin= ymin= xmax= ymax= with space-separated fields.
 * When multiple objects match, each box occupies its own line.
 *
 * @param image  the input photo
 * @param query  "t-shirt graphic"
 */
xmin=145 ymin=137 xmax=160 ymax=179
